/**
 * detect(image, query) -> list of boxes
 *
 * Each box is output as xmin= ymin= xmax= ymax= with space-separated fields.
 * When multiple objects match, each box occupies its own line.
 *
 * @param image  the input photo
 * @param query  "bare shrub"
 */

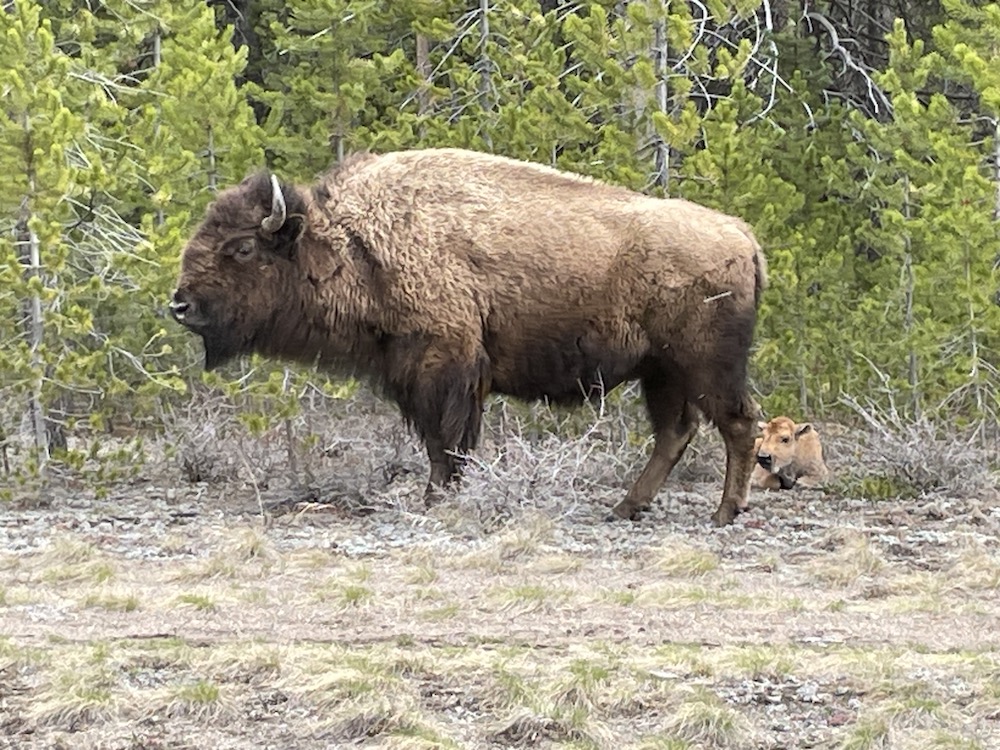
xmin=831 ymin=394 xmax=999 ymax=501
xmin=153 ymin=372 xmax=999 ymax=524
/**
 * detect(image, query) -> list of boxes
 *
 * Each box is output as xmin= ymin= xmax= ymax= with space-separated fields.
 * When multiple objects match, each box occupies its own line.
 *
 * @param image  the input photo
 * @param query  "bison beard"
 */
xmin=170 ymin=148 xmax=767 ymax=526
xmin=200 ymin=330 xmax=243 ymax=372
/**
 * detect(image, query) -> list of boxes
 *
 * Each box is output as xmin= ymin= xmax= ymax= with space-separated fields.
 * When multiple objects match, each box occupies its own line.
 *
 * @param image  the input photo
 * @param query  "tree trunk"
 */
xmin=902 ymin=174 xmax=919 ymax=418
xmin=653 ymin=9 xmax=670 ymax=193
xmin=416 ymin=32 xmax=431 ymax=118
xmin=18 ymin=196 xmax=48 ymax=466
xmin=477 ymin=0 xmax=493 ymax=150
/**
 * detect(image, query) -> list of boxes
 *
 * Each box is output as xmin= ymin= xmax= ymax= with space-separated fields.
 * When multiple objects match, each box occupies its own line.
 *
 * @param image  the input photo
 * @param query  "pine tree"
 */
xmin=247 ymin=0 xmax=384 ymax=177
xmin=0 ymin=0 xmax=137 ymax=473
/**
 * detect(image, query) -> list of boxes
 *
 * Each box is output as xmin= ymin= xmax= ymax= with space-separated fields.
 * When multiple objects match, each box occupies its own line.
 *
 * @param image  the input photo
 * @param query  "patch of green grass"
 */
xmin=42 ymin=559 xmax=116 ymax=584
xmin=602 ymin=589 xmax=639 ymax=606
xmin=530 ymin=555 xmax=583 ymax=575
xmin=920 ymin=730 xmax=986 ymax=749
xmin=506 ymin=584 xmax=549 ymax=602
xmin=236 ymin=586 xmax=268 ymax=605
xmin=347 ymin=563 xmax=372 ymax=583
xmin=44 ymin=536 xmax=97 ymax=564
xmin=174 ymin=678 xmax=220 ymax=705
xmin=28 ymin=663 xmax=118 ymax=726
xmin=405 ymin=565 xmax=438 ymax=585
xmin=810 ymin=532 xmax=885 ymax=586
xmin=650 ymin=645 xmax=715 ymax=679
xmin=491 ymin=663 xmax=536 ymax=709
xmin=420 ymin=603 xmax=460 ymax=621
xmin=340 ymin=584 xmax=374 ymax=607
xmin=496 ymin=583 xmax=567 ymax=614
xmin=838 ymin=714 xmax=889 ymax=750
xmin=175 ymin=593 xmax=216 ymax=611
xmin=81 ymin=591 xmax=140 ymax=612
xmin=172 ymin=555 xmax=237 ymax=581
xmin=0 ymin=637 xmax=51 ymax=669
xmin=728 ymin=646 xmax=799 ymax=679
xmin=832 ymin=474 xmax=921 ymax=501
xmin=551 ymin=659 xmax=614 ymax=713
xmin=662 ymin=686 xmax=755 ymax=749
xmin=654 ymin=544 xmax=720 ymax=578
xmin=385 ymin=722 xmax=461 ymax=748
xmin=639 ymin=740 xmax=694 ymax=750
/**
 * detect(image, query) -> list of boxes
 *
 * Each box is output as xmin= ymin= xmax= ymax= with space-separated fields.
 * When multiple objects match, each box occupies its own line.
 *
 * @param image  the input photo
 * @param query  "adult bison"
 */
xmin=170 ymin=148 xmax=766 ymax=525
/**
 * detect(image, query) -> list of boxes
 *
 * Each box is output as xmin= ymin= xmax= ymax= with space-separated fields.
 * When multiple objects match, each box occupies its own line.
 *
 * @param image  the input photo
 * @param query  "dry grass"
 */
xmin=0 ymin=393 xmax=998 ymax=748
xmin=2 ymin=632 xmax=998 ymax=747
xmin=650 ymin=539 xmax=721 ymax=577
xmin=809 ymin=530 xmax=887 ymax=586
xmin=831 ymin=395 xmax=1000 ymax=501
xmin=660 ymin=686 xmax=757 ymax=749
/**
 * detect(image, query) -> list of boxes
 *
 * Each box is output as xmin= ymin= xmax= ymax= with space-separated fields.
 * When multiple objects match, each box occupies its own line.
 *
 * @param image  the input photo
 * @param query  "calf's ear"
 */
xmin=794 ymin=422 xmax=814 ymax=437
xmin=757 ymin=421 xmax=769 ymax=431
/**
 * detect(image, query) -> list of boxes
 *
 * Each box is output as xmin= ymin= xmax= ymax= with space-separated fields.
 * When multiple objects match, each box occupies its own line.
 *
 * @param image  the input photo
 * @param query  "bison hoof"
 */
xmin=608 ymin=500 xmax=646 ymax=522
xmin=711 ymin=504 xmax=738 ymax=527
xmin=423 ymin=484 xmax=448 ymax=508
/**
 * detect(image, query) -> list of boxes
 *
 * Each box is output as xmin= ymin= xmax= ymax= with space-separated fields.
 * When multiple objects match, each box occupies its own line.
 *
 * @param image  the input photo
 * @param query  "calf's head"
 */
xmin=170 ymin=173 xmax=306 ymax=369
xmin=755 ymin=416 xmax=815 ymax=481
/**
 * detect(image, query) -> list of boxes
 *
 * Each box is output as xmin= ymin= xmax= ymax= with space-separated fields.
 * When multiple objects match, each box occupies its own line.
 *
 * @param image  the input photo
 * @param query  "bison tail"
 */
xmin=734 ymin=223 xmax=768 ymax=309
xmin=753 ymin=248 xmax=768 ymax=308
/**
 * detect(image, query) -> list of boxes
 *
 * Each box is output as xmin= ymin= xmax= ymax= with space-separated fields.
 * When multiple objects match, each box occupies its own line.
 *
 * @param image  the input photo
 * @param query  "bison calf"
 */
xmin=170 ymin=148 xmax=767 ymax=525
xmin=751 ymin=416 xmax=829 ymax=490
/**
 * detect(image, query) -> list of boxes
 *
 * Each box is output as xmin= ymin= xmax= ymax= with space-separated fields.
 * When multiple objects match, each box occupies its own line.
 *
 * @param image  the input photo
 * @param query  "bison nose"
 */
xmin=169 ymin=290 xmax=192 ymax=321
xmin=756 ymin=452 xmax=772 ymax=470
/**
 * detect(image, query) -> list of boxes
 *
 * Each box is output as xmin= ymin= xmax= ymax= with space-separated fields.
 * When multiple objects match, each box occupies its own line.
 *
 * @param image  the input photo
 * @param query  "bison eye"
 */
xmin=234 ymin=239 xmax=256 ymax=262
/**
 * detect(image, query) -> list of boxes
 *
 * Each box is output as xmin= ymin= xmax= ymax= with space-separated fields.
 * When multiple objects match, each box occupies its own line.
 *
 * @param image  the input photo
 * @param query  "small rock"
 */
xmin=828 ymin=709 xmax=853 ymax=726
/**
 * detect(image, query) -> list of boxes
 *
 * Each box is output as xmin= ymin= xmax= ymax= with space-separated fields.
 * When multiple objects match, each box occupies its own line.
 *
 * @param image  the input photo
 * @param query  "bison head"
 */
xmin=170 ymin=173 xmax=307 ymax=370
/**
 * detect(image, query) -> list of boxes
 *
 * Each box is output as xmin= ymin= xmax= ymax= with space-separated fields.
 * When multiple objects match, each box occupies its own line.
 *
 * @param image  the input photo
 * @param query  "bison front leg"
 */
xmin=611 ymin=371 xmax=697 ymax=520
xmin=387 ymin=340 xmax=490 ymax=506
xmin=424 ymin=435 xmax=462 ymax=499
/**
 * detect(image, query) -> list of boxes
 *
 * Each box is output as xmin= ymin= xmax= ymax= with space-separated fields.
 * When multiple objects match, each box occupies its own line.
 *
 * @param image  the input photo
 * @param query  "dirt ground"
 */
xmin=1 ymin=405 xmax=999 ymax=749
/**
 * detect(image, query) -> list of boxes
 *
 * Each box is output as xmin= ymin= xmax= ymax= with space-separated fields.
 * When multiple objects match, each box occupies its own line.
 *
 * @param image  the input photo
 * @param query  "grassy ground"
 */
xmin=0 ymin=395 xmax=998 ymax=749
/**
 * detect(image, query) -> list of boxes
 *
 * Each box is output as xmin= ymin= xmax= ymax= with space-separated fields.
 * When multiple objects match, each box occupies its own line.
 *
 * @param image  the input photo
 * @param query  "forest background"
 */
xmin=2 ymin=0 xmax=1000 ymax=484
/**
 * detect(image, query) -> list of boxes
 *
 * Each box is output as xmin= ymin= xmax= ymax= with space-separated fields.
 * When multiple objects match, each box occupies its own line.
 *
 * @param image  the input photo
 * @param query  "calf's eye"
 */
xmin=781 ymin=436 xmax=790 ymax=443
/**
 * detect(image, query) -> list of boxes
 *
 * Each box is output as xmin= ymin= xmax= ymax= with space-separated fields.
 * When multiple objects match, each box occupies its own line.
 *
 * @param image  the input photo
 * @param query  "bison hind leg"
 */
xmin=706 ymin=391 xmax=759 ymax=526
xmin=610 ymin=366 xmax=697 ymax=521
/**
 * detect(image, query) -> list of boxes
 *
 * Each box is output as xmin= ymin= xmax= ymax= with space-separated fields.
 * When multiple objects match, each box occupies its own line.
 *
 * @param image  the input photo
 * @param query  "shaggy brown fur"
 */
xmin=751 ymin=416 xmax=829 ymax=491
xmin=171 ymin=148 xmax=767 ymax=526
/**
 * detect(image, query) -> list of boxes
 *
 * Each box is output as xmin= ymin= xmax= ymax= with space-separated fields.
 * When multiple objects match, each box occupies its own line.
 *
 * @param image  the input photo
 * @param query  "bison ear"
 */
xmin=794 ymin=422 xmax=814 ymax=437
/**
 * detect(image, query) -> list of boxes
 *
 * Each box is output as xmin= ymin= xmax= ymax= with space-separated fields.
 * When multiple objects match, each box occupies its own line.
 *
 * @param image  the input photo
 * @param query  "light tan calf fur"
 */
xmin=751 ymin=416 xmax=829 ymax=490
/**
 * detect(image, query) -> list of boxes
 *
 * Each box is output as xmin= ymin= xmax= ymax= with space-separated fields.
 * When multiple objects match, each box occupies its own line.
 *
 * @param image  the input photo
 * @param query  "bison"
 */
xmin=751 ymin=416 xmax=829 ymax=490
xmin=169 ymin=148 xmax=767 ymax=525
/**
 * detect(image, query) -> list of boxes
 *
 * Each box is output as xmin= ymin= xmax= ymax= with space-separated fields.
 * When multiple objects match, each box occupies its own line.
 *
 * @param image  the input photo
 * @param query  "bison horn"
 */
xmin=260 ymin=173 xmax=287 ymax=234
